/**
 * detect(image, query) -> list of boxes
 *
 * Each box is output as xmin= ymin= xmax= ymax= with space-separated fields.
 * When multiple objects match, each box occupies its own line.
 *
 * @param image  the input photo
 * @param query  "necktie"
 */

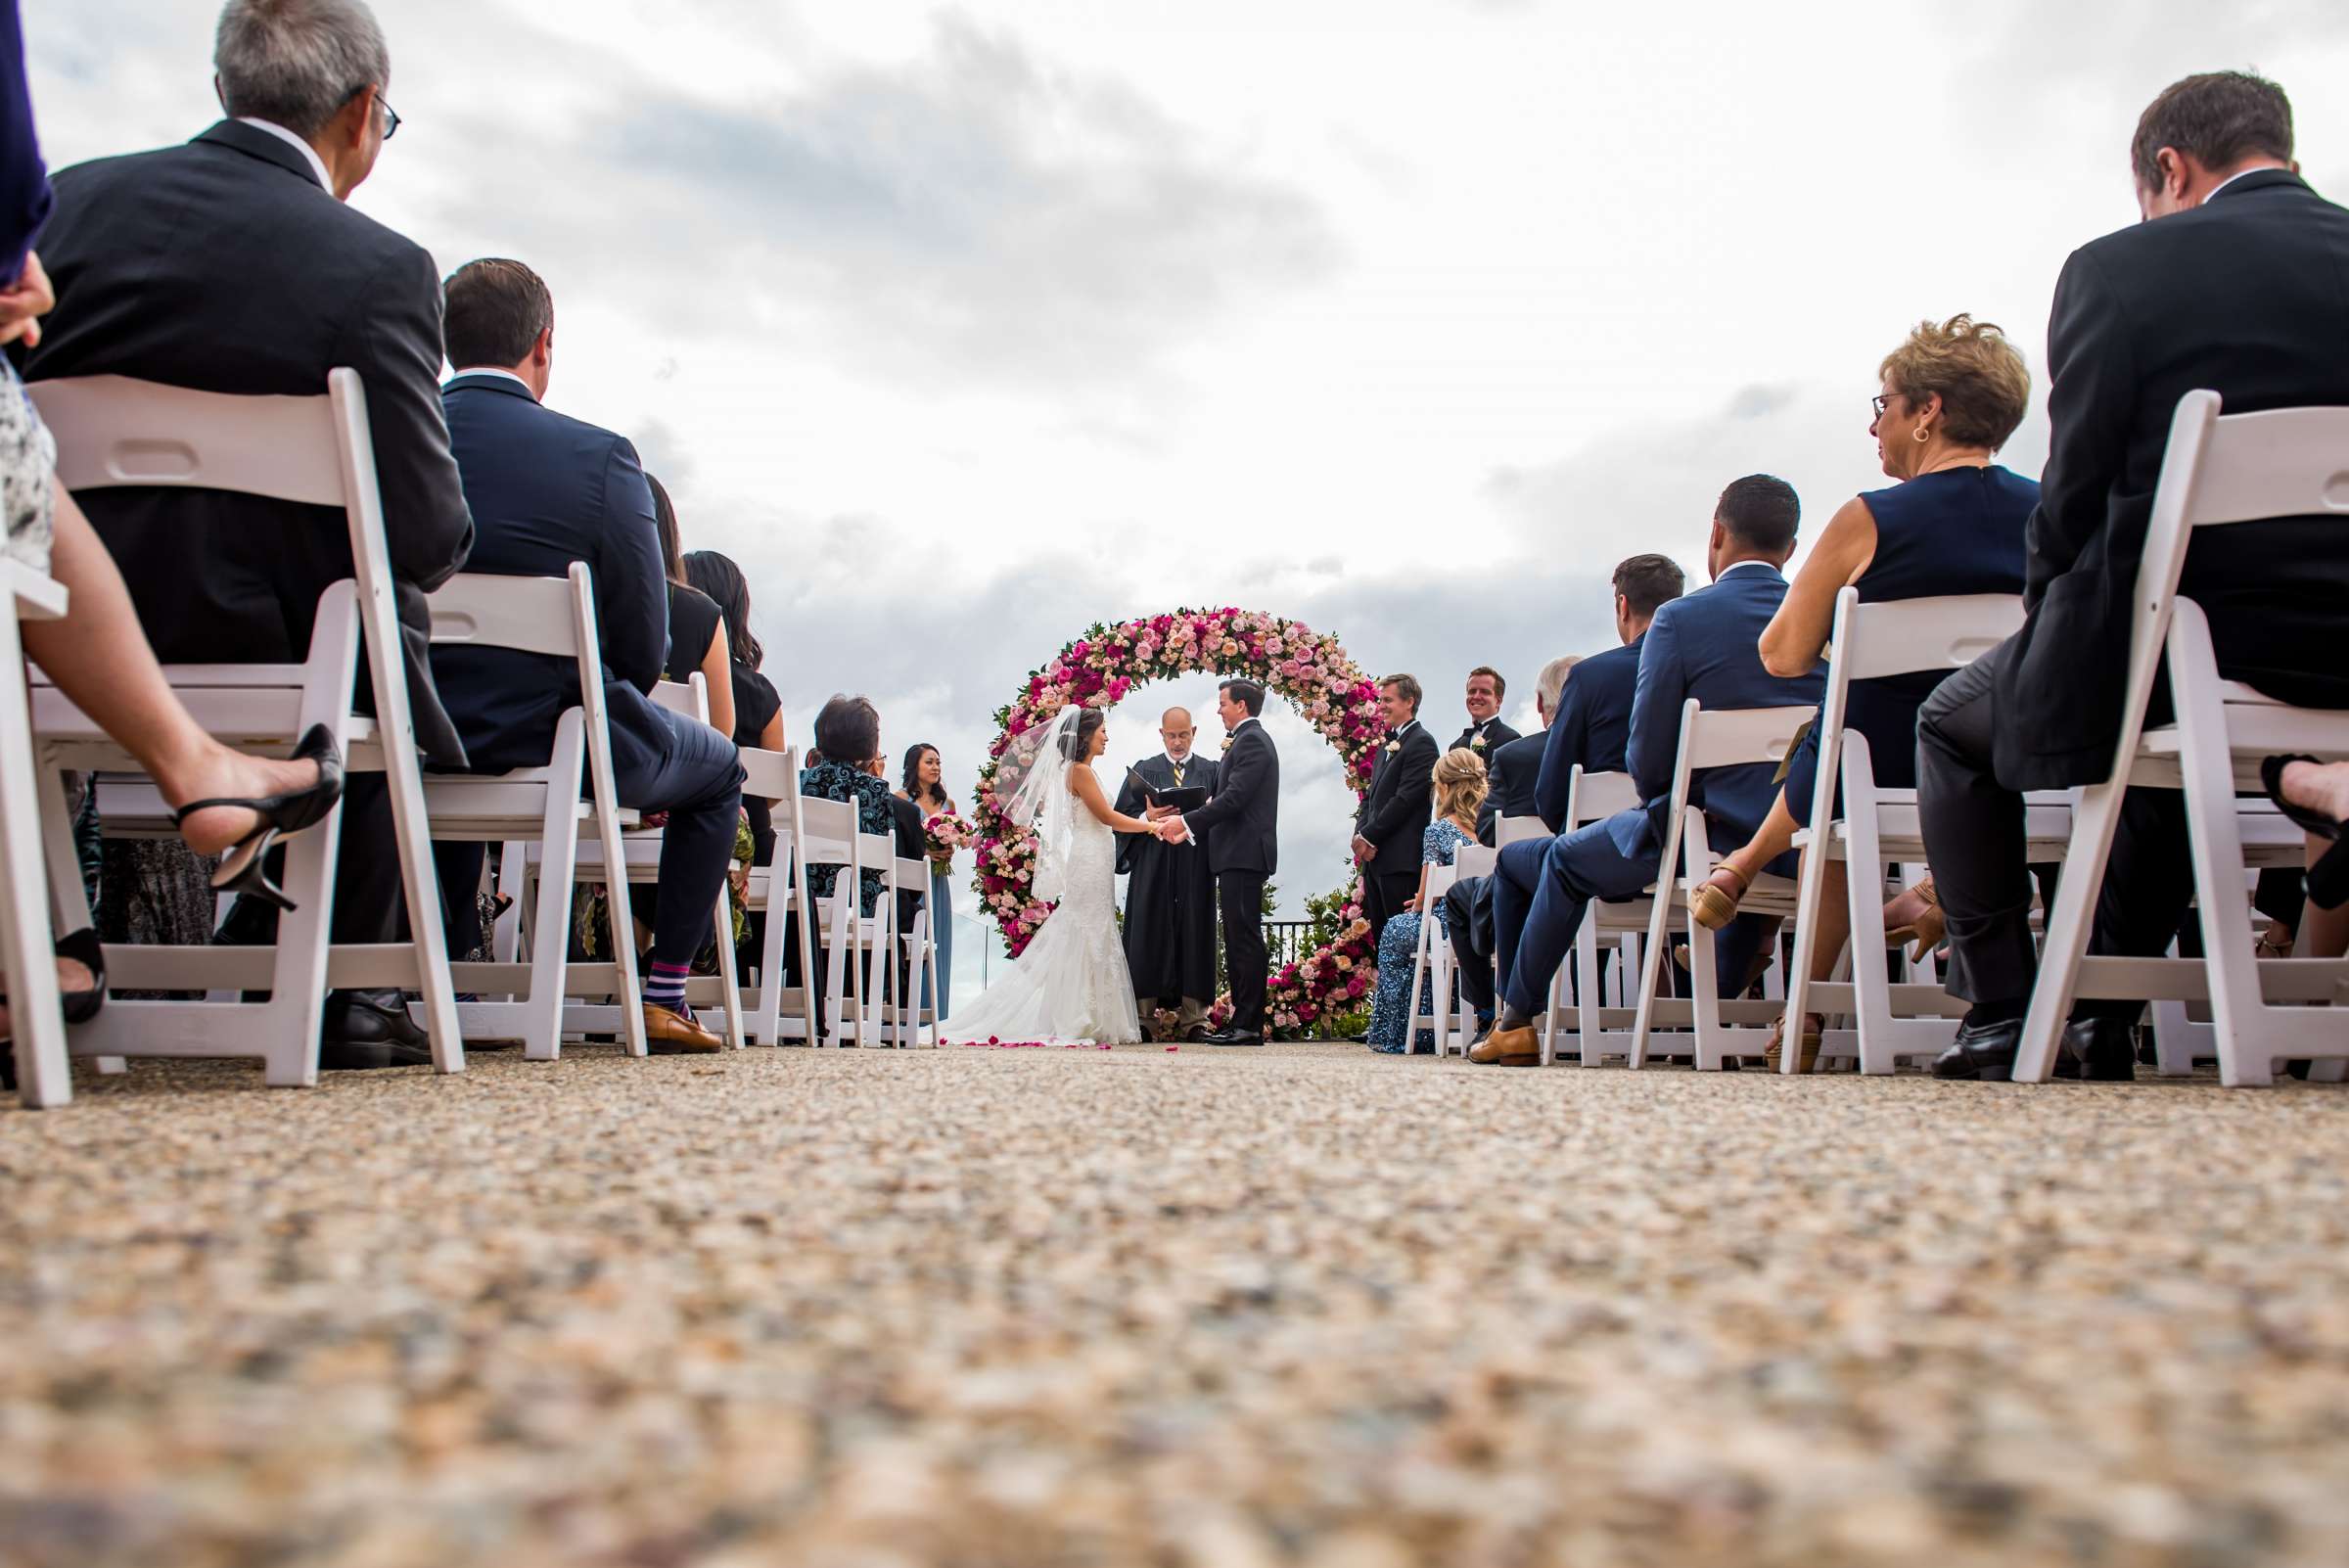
xmin=1173 ymin=761 xmax=1185 ymax=788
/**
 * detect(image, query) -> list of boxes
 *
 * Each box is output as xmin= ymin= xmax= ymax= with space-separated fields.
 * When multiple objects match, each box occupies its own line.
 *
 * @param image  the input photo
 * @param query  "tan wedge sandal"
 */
xmin=1883 ymin=877 xmax=1944 ymax=964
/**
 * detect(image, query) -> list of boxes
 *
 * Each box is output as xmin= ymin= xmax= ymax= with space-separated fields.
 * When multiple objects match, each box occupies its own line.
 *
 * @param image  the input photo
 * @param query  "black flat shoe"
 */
xmin=321 ymin=989 xmax=431 ymax=1056
xmin=175 ymin=725 xmax=345 ymax=913
xmin=1931 ymin=1017 xmax=2024 ymax=1081
xmin=2261 ymin=754 xmax=2349 ymax=910
xmin=55 ymin=927 xmax=105 ymax=1026
xmin=2061 ymin=1017 xmax=2138 ymax=1083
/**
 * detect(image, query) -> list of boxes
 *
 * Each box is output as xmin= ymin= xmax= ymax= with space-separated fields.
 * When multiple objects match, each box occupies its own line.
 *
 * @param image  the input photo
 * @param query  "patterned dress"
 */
xmin=1366 ymin=817 xmax=1475 ymax=1054
xmin=800 ymin=761 xmax=894 ymax=916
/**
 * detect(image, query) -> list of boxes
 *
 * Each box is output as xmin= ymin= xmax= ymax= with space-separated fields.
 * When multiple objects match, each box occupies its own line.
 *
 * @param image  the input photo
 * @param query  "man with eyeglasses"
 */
xmin=20 ymin=0 xmax=476 ymax=1070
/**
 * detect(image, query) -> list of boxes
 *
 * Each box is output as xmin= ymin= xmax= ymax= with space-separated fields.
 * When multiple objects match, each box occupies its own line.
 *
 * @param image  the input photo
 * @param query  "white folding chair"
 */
xmin=1531 ymin=769 xmax=1649 ymax=1067
xmin=0 ymin=563 xmax=69 ymax=1107
xmin=796 ymin=795 xmax=869 ymax=1046
xmin=27 ymin=371 xmax=461 ymax=1085
xmin=1777 ymin=590 xmax=2028 ymax=1074
xmin=521 ymin=673 xmax=749 ymax=1049
xmin=1398 ymin=859 xmax=1461 ymax=1056
xmin=736 ymin=743 xmax=820 ymax=1046
xmin=423 ymin=565 xmax=647 ymax=1059
xmin=2016 ymin=390 xmax=2349 ymax=1085
xmin=888 ymin=853 xmax=942 ymax=1047
xmin=1628 ymin=701 xmax=1818 ymax=1070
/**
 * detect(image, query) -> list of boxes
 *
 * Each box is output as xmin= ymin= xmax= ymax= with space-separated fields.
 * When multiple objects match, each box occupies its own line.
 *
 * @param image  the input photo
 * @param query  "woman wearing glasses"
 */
xmin=1681 ymin=315 xmax=2036 ymax=1068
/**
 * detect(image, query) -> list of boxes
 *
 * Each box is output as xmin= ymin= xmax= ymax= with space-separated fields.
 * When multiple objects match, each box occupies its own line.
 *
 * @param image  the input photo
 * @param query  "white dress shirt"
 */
xmin=236 ymin=117 xmax=332 ymax=191
xmin=448 ymin=366 xmax=538 ymax=398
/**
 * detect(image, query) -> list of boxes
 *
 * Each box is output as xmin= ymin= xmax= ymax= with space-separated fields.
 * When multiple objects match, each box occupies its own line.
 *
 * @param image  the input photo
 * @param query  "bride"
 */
xmin=940 ymin=704 xmax=1177 ymax=1045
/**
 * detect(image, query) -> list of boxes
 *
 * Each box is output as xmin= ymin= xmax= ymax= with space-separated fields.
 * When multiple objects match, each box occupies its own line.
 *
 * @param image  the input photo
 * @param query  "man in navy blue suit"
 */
xmin=431 ymin=259 xmax=745 ymax=1053
xmin=1449 ymin=558 xmax=1686 ymax=1033
xmin=1475 ymin=480 xmax=1822 ymax=1066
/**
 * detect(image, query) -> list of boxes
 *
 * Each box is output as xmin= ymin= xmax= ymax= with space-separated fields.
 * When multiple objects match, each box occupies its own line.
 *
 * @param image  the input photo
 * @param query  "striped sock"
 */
xmin=644 ymin=960 xmax=692 ymax=1019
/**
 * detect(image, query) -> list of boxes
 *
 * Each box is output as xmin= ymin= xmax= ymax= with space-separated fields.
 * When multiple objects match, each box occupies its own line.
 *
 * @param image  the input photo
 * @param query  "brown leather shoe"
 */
xmin=1468 ymin=1023 xmax=1541 ymax=1066
xmin=644 ymin=1003 xmax=725 ymax=1054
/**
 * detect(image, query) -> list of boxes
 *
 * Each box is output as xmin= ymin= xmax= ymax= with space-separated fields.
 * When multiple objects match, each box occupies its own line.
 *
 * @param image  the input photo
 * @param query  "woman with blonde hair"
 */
xmin=1682 ymin=314 xmax=2037 ymax=1067
xmin=1365 ymin=747 xmax=1488 ymax=1053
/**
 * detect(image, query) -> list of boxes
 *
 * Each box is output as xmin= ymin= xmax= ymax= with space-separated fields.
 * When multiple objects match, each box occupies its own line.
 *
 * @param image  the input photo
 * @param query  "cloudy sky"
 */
xmin=27 ymin=1 xmax=2349 ymax=958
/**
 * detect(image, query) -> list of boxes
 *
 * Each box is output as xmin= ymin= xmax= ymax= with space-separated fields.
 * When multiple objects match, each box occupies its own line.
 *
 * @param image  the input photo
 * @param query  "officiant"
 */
xmin=1115 ymin=707 xmax=1221 ymax=1039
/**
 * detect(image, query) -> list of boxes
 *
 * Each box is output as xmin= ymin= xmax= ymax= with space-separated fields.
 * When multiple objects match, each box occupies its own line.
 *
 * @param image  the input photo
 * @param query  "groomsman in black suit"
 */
xmin=1354 ymin=673 xmax=1440 ymax=941
xmin=1115 ymin=706 xmax=1221 ymax=1038
xmin=1168 ymin=680 xmax=1279 ymax=1044
xmin=1451 ymin=667 xmax=1523 ymax=759
xmin=1921 ymin=69 xmax=2349 ymax=1081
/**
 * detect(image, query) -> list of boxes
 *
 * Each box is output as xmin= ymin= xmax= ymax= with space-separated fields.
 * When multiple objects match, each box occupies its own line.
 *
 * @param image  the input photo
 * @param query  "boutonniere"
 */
xmin=1469 ymin=732 xmax=1488 ymax=751
xmin=1221 ymin=734 xmax=1235 ymax=753
xmin=1384 ymin=739 xmax=1402 ymax=755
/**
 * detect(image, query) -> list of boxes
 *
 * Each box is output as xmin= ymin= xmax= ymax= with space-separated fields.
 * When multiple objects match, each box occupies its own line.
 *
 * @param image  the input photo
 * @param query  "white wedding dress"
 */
xmin=940 ymin=715 xmax=1143 ymax=1046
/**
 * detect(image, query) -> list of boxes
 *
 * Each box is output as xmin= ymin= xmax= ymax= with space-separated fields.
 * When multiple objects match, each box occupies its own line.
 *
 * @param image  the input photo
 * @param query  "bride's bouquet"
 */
xmin=924 ymin=810 xmax=977 ymax=874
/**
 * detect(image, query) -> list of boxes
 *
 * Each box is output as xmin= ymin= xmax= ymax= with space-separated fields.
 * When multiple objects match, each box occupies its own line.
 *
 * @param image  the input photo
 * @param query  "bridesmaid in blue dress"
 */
xmin=1366 ymin=749 xmax=1488 ymax=1053
xmin=1683 ymin=316 xmax=2036 ymax=1064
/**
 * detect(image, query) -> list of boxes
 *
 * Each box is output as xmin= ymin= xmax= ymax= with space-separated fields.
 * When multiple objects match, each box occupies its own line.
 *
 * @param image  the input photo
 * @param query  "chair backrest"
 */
xmin=1565 ymin=767 xmax=1640 ymax=828
xmin=1453 ymin=844 xmax=1498 ymax=879
xmin=31 ymin=371 xmax=425 ymax=757
xmin=1835 ymin=589 xmax=2025 ymax=682
xmin=2110 ymin=391 xmax=2349 ymax=768
xmin=652 ymin=674 xmax=709 ymax=723
xmin=33 ymin=373 xmax=353 ymax=508
xmin=1426 ymin=863 xmax=1459 ymax=899
xmin=796 ymin=795 xmax=858 ymax=864
xmin=1495 ymin=812 xmax=1547 ymax=847
xmin=1681 ymin=704 xmax=1817 ymax=774
xmin=428 ymin=567 xmax=592 ymax=661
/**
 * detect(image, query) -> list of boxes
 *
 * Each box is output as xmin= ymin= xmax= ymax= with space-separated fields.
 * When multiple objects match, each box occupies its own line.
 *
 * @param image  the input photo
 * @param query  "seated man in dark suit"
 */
xmin=1475 ymin=482 xmax=1822 ymax=1066
xmin=1451 ymin=666 xmax=1523 ymax=757
xmin=1451 ymin=555 xmax=1685 ymax=1034
xmin=1922 ymin=71 xmax=2349 ymax=1081
xmin=22 ymin=0 xmax=474 ymax=1069
xmin=430 ymin=259 xmax=744 ymax=1054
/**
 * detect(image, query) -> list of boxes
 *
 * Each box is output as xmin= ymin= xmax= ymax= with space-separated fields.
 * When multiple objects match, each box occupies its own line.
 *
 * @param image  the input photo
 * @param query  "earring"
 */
xmin=1912 ymin=425 xmax=1931 ymax=443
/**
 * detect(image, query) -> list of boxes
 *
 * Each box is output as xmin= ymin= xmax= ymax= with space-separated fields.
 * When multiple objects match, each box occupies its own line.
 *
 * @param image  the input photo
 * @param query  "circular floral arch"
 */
xmin=972 ymin=608 xmax=1387 ymax=1038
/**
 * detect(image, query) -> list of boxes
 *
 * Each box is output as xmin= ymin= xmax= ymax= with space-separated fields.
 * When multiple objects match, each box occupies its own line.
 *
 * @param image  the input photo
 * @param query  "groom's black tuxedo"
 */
xmin=1357 ymin=717 xmax=1440 ymax=939
xmin=1184 ymin=718 xmax=1279 ymax=1034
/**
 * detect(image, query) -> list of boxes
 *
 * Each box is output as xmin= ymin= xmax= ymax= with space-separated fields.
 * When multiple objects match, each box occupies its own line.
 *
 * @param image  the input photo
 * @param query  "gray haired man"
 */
xmin=23 ymin=0 xmax=476 ymax=1069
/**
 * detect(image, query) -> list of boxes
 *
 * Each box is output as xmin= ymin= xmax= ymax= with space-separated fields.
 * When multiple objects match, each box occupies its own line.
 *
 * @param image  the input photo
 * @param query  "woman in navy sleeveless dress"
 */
xmin=1684 ymin=316 xmax=2036 ymax=1065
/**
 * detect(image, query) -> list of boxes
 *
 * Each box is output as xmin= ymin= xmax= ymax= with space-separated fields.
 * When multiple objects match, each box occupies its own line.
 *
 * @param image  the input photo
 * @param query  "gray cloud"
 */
xmin=425 ymin=11 xmax=1341 ymax=392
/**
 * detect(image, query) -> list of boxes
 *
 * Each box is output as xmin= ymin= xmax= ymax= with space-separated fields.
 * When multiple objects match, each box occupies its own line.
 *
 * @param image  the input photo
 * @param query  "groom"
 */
xmin=1167 ymin=679 xmax=1280 ymax=1045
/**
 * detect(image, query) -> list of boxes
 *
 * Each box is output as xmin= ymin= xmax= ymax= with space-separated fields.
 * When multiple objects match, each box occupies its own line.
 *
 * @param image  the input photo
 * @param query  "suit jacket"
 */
xmin=20 ymin=121 xmax=474 ymax=762
xmin=432 ymin=373 xmax=670 ymax=772
xmin=1475 ymin=729 xmax=1544 ymax=844
xmin=1999 ymin=169 xmax=2349 ymax=789
xmin=1451 ymin=717 xmax=1523 ymax=756
xmin=1356 ymin=718 xmax=1439 ymax=869
xmin=1114 ymin=752 xmax=1218 ymax=874
xmin=1619 ymin=565 xmax=1823 ymax=858
xmin=1532 ymin=636 xmax=1642 ymax=831
xmin=1186 ymin=719 xmax=1278 ymax=876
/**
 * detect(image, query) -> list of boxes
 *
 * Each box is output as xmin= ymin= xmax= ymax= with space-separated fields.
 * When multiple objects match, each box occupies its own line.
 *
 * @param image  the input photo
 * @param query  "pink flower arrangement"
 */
xmin=971 ymin=609 xmax=1384 ymax=1034
xmin=923 ymin=810 xmax=977 ymax=864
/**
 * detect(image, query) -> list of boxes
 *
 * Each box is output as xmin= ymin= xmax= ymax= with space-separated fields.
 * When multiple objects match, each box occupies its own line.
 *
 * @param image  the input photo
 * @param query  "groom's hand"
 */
xmin=1162 ymin=816 xmax=1191 ymax=844
xmin=1352 ymin=833 xmax=1374 ymax=864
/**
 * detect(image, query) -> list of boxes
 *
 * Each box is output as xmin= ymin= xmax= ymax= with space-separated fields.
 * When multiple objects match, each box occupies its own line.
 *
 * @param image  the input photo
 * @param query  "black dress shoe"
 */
xmin=1201 ymin=1029 xmax=1264 ymax=1046
xmin=2062 ymin=1017 xmax=2138 ymax=1083
xmin=1931 ymin=1017 xmax=2024 ymax=1081
xmin=319 ymin=989 xmax=433 ymax=1070
xmin=1181 ymin=1024 xmax=1216 ymax=1043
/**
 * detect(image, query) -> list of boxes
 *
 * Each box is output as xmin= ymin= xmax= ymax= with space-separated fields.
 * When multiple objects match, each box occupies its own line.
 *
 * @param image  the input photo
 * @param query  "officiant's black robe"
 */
xmin=1115 ymin=753 xmax=1220 ymax=1003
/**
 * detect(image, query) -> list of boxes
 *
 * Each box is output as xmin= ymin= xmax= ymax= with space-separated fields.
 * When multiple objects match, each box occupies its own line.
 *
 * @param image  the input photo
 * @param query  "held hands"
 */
xmin=1352 ymin=833 xmax=1375 ymax=865
xmin=1155 ymin=815 xmax=1191 ymax=845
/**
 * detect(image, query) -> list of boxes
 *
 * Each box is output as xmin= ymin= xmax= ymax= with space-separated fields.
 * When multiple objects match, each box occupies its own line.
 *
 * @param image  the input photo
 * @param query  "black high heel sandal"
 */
xmin=2260 ymin=755 xmax=2349 ymax=911
xmin=56 ymin=927 xmax=105 ymax=1025
xmin=173 ymin=725 xmax=346 ymax=913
